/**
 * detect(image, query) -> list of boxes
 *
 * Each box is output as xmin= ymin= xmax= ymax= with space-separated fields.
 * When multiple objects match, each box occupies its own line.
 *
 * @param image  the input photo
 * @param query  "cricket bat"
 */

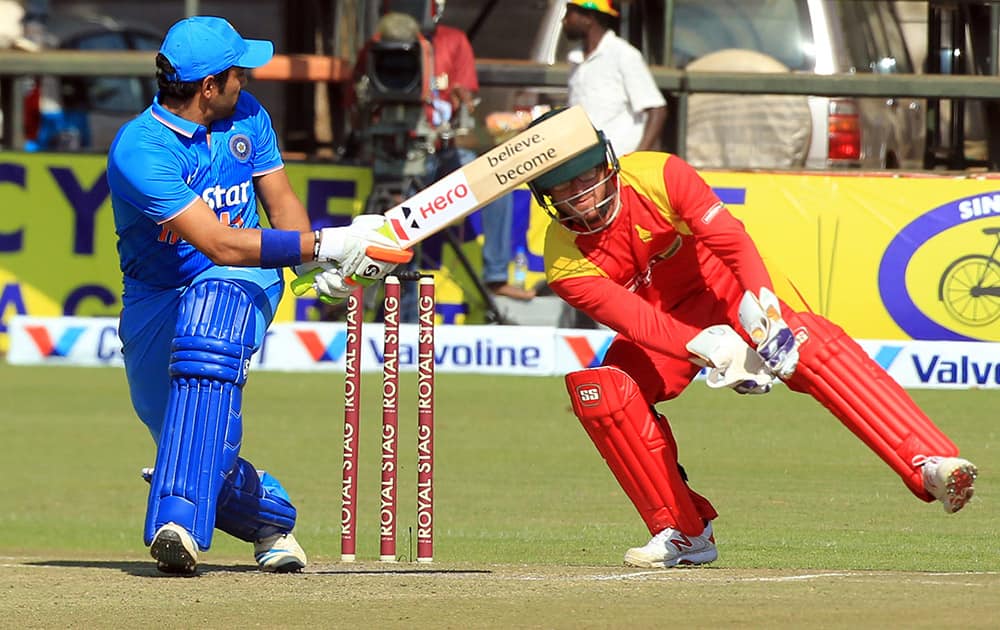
xmin=291 ymin=105 xmax=598 ymax=296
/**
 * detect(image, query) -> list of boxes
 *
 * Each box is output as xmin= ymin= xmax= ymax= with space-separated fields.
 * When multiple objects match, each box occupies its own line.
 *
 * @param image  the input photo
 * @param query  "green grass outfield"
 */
xmin=1 ymin=363 xmax=997 ymax=628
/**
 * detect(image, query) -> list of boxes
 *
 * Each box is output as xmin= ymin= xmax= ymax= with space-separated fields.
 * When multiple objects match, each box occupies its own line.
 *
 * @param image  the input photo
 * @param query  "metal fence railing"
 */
xmin=3 ymin=50 xmax=1000 ymax=166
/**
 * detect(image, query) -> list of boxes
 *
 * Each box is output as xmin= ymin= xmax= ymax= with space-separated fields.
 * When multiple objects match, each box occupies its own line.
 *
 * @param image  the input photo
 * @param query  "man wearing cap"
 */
xmin=562 ymin=0 xmax=666 ymax=155
xmin=107 ymin=16 xmax=412 ymax=575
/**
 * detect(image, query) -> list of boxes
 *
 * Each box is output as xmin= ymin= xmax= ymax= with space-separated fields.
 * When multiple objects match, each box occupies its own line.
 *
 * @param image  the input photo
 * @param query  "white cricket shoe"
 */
xmin=254 ymin=532 xmax=307 ymax=573
xmin=624 ymin=521 xmax=717 ymax=568
xmin=150 ymin=522 xmax=198 ymax=575
xmin=917 ymin=456 xmax=978 ymax=513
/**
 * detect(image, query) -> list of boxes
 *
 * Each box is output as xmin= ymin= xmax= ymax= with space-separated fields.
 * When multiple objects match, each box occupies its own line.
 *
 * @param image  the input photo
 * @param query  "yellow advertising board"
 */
xmin=698 ymin=171 xmax=1000 ymax=342
xmin=2 ymin=151 xmax=999 ymax=352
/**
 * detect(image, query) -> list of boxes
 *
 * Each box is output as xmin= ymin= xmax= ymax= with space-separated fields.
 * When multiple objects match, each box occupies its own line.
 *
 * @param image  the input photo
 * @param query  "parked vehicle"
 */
xmin=525 ymin=0 xmax=924 ymax=170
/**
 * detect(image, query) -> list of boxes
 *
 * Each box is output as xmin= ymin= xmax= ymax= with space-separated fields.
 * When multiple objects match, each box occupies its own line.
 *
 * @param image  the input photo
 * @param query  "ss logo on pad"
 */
xmin=576 ymin=385 xmax=602 ymax=406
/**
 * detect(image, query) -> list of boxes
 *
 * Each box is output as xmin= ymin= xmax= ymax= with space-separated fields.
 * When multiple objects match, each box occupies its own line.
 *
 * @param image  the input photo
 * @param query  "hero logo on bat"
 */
xmin=387 ymin=170 xmax=478 ymax=243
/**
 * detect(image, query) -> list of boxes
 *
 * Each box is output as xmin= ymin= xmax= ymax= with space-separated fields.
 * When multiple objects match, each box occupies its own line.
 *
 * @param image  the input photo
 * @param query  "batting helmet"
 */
xmin=526 ymin=108 xmax=621 ymax=234
xmin=566 ymin=0 xmax=619 ymax=18
xmin=527 ymin=109 xmax=615 ymax=193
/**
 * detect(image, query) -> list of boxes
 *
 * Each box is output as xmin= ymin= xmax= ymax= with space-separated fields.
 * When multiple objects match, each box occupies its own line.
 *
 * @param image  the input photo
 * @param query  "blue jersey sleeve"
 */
xmin=243 ymin=93 xmax=283 ymax=176
xmin=108 ymin=129 xmax=200 ymax=225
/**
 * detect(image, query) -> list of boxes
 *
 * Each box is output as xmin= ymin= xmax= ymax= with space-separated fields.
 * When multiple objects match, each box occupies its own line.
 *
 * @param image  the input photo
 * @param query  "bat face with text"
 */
xmin=383 ymin=105 xmax=599 ymax=248
xmin=290 ymin=106 xmax=599 ymax=297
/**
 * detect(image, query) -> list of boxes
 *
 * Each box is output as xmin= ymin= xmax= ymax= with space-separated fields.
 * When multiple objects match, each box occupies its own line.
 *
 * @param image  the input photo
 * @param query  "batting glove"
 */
xmin=315 ymin=215 xmax=412 ymax=278
xmin=292 ymin=262 xmax=351 ymax=305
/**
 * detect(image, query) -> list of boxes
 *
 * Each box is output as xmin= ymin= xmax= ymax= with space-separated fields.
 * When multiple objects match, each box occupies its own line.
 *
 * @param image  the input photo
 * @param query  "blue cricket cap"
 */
xmin=160 ymin=16 xmax=273 ymax=82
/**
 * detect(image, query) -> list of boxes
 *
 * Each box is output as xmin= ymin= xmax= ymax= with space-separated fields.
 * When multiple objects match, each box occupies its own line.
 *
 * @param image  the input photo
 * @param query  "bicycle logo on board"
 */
xmin=938 ymin=226 xmax=1000 ymax=326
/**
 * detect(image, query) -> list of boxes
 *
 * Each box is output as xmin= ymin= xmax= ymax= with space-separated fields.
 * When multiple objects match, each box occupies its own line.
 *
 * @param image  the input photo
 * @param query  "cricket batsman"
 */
xmin=525 ymin=109 xmax=978 ymax=568
xmin=107 ymin=16 xmax=410 ymax=575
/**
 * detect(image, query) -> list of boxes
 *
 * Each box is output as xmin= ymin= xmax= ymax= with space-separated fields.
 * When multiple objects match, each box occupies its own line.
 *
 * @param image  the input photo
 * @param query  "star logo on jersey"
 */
xmin=634 ymin=224 xmax=653 ymax=242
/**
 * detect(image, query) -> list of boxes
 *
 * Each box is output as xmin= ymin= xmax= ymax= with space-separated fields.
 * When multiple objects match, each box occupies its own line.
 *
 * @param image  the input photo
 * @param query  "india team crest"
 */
xmin=229 ymin=134 xmax=252 ymax=162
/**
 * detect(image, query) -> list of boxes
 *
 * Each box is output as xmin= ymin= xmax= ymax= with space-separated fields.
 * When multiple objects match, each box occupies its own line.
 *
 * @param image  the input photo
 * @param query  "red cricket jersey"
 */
xmin=544 ymin=152 xmax=775 ymax=359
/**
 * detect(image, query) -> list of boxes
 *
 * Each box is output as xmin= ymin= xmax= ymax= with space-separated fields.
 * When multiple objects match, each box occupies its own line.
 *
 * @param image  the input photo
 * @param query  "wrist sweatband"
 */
xmin=259 ymin=229 xmax=302 ymax=268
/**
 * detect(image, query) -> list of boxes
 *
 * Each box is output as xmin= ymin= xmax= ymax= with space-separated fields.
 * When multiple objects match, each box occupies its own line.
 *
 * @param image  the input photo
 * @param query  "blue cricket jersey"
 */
xmin=107 ymin=92 xmax=284 ymax=294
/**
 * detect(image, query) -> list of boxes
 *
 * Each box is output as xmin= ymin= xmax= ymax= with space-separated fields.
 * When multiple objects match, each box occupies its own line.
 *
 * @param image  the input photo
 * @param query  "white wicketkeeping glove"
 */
xmin=737 ymin=287 xmax=799 ymax=379
xmin=315 ymin=215 xmax=411 ymax=279
xmin=686 ymin=324 xmax=776 ymax=395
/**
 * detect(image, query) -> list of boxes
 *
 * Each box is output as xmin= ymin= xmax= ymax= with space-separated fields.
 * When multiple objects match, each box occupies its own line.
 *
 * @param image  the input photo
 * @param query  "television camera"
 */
xmin=349 ymin=2 xmax=505 ymax=322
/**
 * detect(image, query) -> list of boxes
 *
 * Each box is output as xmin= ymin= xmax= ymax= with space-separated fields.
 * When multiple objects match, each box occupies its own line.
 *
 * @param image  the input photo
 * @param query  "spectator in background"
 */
xmin=5 ymin=0 xmax=92 ymax=152
xmin=0 ymin=0 xmax=37 ymax=51
xmin=562 ymin=0 xmax=666 ymax=155
xmin=26 ymin=76 xmax=91 ymax=152
xmin=425 ymin=3 xmax=533 ymax=300
xmin=558 ymin=0 xmax=667 ymax=327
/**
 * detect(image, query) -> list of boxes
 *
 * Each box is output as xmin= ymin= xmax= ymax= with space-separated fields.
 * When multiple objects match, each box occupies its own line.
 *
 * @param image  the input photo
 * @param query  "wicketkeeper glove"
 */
xmin=737 ymin=287 xmax=800 ymax=379
xmin=686 ymin=324 xmax=776 ymax=395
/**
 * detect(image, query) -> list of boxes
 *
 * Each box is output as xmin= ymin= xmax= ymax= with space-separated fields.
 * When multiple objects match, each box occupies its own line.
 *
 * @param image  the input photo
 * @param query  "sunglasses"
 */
xmin=548 ymin=166 xmax=603 ymax=194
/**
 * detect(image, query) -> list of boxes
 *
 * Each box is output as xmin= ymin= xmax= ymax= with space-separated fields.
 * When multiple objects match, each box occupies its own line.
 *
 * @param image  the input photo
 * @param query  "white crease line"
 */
xmin=592 ymin=570 xmax=672 ymax=581
xmin=745 ymin=572 xmax=857 ymax=582
xmin=531 ymin=570 xmax=1000 ymax=583
xmin=585 ymin=571 xmax=858 ymax=583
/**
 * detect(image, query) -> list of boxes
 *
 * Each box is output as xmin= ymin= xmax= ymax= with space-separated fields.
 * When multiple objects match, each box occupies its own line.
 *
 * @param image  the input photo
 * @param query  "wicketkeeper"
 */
xmin=526 ymin=109 xmax=978 ymax=568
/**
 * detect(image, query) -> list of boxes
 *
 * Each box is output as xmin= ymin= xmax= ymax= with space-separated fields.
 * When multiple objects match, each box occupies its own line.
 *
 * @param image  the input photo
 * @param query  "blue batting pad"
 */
xmin=144 ymin=280 xmax=256 ymax=550
xmin=215 ymin=459 xmax=297 ymax=542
